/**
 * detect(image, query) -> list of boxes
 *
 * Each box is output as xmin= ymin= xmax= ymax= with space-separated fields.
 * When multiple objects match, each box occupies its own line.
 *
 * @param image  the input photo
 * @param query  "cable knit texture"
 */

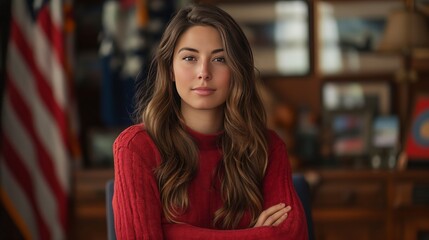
xmin=113 ymin=124 xmax=308 ymax=239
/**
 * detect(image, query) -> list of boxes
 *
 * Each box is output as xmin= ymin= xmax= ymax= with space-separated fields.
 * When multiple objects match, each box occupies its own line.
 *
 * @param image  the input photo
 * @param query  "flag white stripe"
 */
xmin=7 ymin=42 xmax=69 ymax=191
xmin=50 ymin=0 xmax=63 ymax=29
xmin=49 ymin=1 xmax=64 ymax=28
xmin=34 ymin=24 xmax=67 ymax=108
xmin=0 ymin=161 xmax=40 ymax=240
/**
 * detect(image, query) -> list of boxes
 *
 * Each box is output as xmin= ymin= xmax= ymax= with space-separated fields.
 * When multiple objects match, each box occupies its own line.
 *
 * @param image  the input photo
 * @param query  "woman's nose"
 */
xmin=198 ymin=62 xmax=211 ymax=80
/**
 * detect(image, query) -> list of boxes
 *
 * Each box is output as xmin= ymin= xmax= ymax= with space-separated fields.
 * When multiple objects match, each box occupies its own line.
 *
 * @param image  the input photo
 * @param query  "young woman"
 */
xmin=113 ymin=3 xmax=308 ymax=239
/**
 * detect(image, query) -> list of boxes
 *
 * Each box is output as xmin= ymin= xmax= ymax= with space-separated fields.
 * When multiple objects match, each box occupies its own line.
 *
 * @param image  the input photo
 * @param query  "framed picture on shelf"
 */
xmin=405 ymin=95 xmax=429 ymax=162
xmin=324 ymin=109 xmax=372 ymax=158
xmin=372 ymin=116 xmax=400 ymax=149
xmin=369 ymin=115 xmax=400 ymax=169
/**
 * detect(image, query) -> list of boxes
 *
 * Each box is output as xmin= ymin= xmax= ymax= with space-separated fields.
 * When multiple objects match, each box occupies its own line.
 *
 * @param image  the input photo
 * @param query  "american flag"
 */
xmin=0 ymin=0 xmax=78 ymax=239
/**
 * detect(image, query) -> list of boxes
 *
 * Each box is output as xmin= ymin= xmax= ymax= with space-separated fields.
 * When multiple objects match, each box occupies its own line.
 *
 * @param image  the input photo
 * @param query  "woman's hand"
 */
xmin=253 ymin=203 xmax=292 ymax=227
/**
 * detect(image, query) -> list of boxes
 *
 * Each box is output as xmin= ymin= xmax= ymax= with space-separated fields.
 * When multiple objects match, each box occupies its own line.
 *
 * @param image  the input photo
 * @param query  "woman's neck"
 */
xmin=181 ymin=107 xmax=224 ymax=134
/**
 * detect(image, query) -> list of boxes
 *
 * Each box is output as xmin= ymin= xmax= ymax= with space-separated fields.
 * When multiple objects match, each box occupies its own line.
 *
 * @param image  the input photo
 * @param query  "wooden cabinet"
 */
xmin=311 ymin=169 xmax=429 ymax=240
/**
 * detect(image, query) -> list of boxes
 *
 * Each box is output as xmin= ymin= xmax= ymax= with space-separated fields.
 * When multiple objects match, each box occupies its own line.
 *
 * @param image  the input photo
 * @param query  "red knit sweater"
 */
xmin=113 ymin=124 xmax=308 ymax=239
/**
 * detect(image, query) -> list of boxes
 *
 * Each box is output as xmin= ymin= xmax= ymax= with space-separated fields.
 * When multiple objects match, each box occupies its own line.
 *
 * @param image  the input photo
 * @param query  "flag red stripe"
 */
xmin=10 ymin=19 xmax=69 ymax=150
xmin=1 ymin=135 xmax=51 ymax=240
xmin=6 ymin=76 xmax=68 ymax=230
xmin=38 ymin=7 xmax=66 ymax=68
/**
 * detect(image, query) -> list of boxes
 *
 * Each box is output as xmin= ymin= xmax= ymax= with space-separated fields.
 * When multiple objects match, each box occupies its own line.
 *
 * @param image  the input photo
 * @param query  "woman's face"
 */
xmin=172 ymin=25 xmax=231 ymax=116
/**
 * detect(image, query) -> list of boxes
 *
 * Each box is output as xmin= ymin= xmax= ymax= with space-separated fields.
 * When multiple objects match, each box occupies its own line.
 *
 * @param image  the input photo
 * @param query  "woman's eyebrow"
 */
xmin=178 ymin=47 xmax=224 ymax=54
xmin=211 ymin=48 xmax=224 ymax=54
xmin=178 ymin=47 xmax=198 ymax=53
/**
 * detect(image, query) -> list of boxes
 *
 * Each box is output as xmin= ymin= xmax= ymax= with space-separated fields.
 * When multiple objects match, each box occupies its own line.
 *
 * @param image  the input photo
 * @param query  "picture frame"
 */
xmin=369 ymin=115 xmax=400 ymax=169
xmin=405 ymin=94 xmax=429 ymax=161
xmin=372 ymin=115 xmax=400 ymax=149
xmin=323 ymin=108 xmax=372 ymax=158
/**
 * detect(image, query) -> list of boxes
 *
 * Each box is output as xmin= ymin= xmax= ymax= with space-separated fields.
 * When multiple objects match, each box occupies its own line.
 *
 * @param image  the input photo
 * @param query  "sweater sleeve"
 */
xmin=261 ymin=131 xmax=309 ymax=239
xmin=162 ymin=131 xmax=308 ymax=240
xmin=112 ymin=127 xmax=164 ymax=240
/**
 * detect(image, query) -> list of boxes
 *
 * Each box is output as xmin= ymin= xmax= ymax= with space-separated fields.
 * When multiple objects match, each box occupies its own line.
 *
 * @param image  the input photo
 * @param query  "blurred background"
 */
xmin=1 ymin=0 xmax=429 ymax=239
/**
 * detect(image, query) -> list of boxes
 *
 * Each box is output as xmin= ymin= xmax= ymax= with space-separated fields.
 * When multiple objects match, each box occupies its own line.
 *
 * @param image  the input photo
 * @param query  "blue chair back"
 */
xmin=292 ymin=174 xmax=315 ymax=240
xmin=106 ymin=179 xmax=116 ymax=240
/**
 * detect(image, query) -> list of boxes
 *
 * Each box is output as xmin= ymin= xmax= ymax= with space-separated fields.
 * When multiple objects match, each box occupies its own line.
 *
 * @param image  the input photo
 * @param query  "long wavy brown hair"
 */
xmin=135 ymin=3 xmax=268 ymax=229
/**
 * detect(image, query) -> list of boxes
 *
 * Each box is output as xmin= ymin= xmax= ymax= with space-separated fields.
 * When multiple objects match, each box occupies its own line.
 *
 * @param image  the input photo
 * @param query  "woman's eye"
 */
xmin=183 ymin=56 xmax=196 ymax=61
xmin=213 ymin=57 xmax=226 ymax=63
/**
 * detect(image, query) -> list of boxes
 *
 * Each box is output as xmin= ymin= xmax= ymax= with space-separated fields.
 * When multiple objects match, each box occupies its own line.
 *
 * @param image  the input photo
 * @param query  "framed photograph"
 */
xmin=372 ymin=116 xmax=400 ymax=149
xmin=324 ymin=109 xmax=372 ymax=157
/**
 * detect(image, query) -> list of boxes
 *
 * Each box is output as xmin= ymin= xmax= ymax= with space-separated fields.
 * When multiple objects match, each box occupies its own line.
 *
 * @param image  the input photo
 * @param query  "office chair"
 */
xmin=292 ymin=174 xmax=315 ymax=240
xmin=106 ymin=174 xmax=314 ymax=240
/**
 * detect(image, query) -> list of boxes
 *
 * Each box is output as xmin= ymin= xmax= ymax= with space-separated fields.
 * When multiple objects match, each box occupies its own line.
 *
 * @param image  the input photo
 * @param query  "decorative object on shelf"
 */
xmin=378 ymin=8 xmax=429 ymax=55
xmin=405 ymin=95 xmax=429 ymax=161
xmin=378 ymin=6 xmax=429 ymax=83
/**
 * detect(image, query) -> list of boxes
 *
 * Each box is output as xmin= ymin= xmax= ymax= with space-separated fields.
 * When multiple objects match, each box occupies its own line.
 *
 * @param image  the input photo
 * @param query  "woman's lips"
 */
xmin=192 ymin=87 xmax=215 ymax=96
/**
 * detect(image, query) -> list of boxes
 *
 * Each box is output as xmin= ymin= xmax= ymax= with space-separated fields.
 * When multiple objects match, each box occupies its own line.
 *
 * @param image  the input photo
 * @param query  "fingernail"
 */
xmin=280 ymin=203 xmax=285 ymax=207
xmin=286 ymin=205 xmax=292 ymax=210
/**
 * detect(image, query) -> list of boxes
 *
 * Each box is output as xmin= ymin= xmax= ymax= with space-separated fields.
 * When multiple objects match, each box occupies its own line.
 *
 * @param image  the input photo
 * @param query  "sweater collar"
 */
xmin=186 ymin=126 xmax=223 ymax=150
